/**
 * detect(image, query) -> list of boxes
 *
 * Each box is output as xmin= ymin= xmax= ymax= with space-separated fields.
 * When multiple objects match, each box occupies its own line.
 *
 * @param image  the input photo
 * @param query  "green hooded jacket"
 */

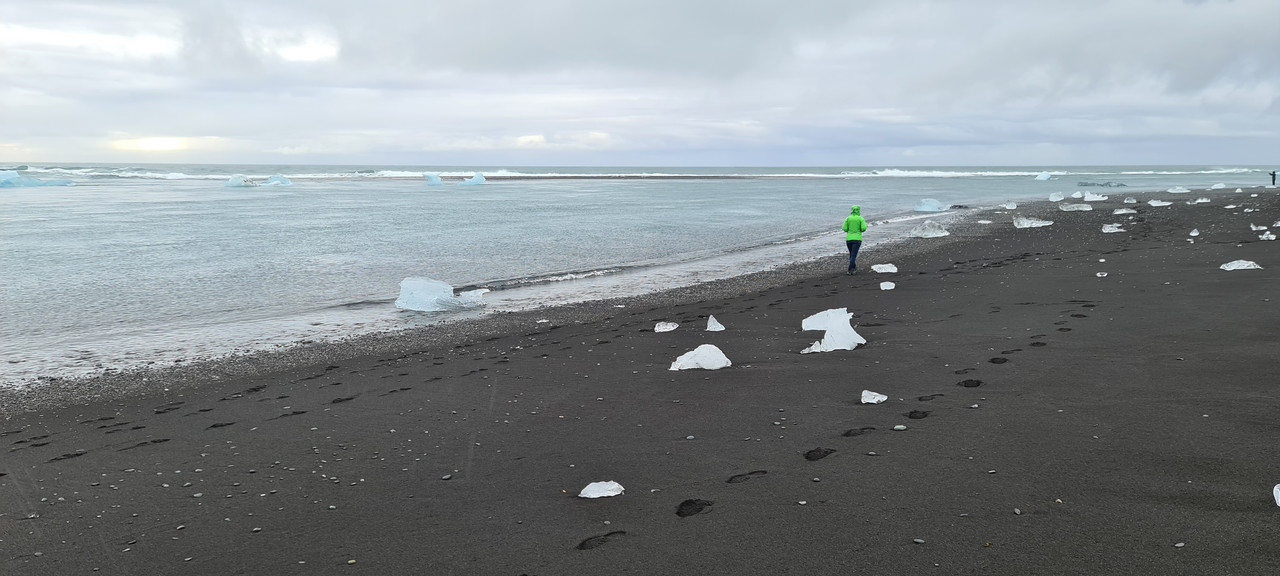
xmin=842 ymin=205 xmax=867 ymax=241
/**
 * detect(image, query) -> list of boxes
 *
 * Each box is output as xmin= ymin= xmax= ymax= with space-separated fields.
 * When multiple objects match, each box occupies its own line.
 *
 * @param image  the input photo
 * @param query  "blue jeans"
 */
xmin=846 ymin=239 xmax=861 ymax=271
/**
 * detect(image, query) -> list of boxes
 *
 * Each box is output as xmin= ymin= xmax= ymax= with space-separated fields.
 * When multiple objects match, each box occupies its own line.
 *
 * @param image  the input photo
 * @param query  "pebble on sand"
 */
xmin=893 ymin=425 xmax=907 ymax=431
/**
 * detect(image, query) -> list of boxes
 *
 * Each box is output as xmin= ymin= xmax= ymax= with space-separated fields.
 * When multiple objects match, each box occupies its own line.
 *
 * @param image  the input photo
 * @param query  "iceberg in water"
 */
xmin=1220 ymin=260 xmax=1262 ymax=271
xmin=914 ymin=198 xmax=950 ymax=212
xmin=1013 ymin=216 xmax=1053 ymax=228
xmin=1148 ymin=200 xmax=1172 ymax=207
xmin=800 ymin=308 xmax=866 ymax=354
xmin=1058 ymin=203 xmax=1092 ymax=211
xmin=879 ymin=281 xmax=895 ymax=290
xmin=424 ymin=173 xmax=443 ymax=185
xmin=706 ymin=315 xmax=725 ymax=331
xmin=459 ymin=172 xmax=485 ymax=186
xmin=225 ymin=174 xmax=258 ymax=187
xmin=1113 ymin=208 xmax=1137 ymax=215
xmin=871 ymin=263 xmax=898 ymax=273
xmin=669 ymin=344 xmax=731 ymax=370
xmin=261 ymin=174 xmax=292 ymax=186
xmin=655 ymin=321 xmax=679 ymax=333
xmin=1034 ymin=171 xmax=1052 ymax=181
xmin=1101 ymin=224 xmax=1125 ymax=233
xmin=1167 ymin=186 xmax=1190 ymax=194
xmin=909 ymin=220 xmax=949 ymax=238
xmin=1083 ymin=192 xmax=1108 ymax=201
xmin=394 ymin=277 xmax=488 ymax=311
xmin=0 ymin=170 xmax=75 ymax=187
xmin=1048 ymin=192 xmax=1064 ymax=202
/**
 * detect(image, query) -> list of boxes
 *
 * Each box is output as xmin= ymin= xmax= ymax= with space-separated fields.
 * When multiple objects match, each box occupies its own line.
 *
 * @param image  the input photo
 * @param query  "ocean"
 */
xmin=1 ymin=164 xmax=1270 ymax=387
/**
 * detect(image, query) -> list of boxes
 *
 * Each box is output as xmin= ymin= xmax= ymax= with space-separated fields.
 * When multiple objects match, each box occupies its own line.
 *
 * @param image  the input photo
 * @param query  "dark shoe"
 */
xmin=847 ymin=269 xmax=857 ymax=275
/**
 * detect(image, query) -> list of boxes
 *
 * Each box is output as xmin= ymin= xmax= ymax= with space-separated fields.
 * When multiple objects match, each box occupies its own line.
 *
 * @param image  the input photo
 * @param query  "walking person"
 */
xmin=842 ymin=205 xmax=867 ymax=275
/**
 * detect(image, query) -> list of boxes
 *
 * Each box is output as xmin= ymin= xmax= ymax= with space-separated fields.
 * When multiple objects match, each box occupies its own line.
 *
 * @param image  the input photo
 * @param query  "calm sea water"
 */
xmin=1 ymin=164 xmax=1270 ymax=387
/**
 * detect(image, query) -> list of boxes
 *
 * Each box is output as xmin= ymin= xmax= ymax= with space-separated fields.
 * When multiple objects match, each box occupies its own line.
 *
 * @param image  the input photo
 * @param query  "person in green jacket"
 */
xmin=842 ymin=205 xmax=867 ymax=275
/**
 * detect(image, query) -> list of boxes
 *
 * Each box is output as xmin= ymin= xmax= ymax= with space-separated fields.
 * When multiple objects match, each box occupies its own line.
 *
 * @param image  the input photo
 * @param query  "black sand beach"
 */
xmin=4 ymin=188 xmax=1280 ymax=575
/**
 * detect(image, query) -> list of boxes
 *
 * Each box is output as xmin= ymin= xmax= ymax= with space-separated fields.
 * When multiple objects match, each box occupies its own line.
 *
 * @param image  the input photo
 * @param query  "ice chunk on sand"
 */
xmin=1058 ymin=203 xmax=1092 ymax=211
xmin=1013 ymin=216 xmax=1053 ymax=228
xmin=861 ymin=390 xmax=888 ymax=404
xmin=1250 ymin=224 xmax=1268 ymax=231
xmin=224 ymin=175 xmax=257 ymax=187
xmin=459 ymin=172 xmax=485 ymax=186
xmin=1101 ymin=224 xmax=1125 ymax=233
xmin=1261 ymin=231 xmax=1276 ymax=241
xmin=0 ymin=170 xmax=75 ymax=187
xmin=706 ymin=315 xmax=725 ymax=331
xmin=871 ymin=264 xmax=898 ymax=273
xmin=1035 ymin=171 xmax=1052 ymax=181
xmin=1083 ymin=192 xmax=1108 ymax=201
xmin=424 ymin=173 xmax=443 ymax=185
xmin=1167 ymin=186 xmax=1190 ymax=193
xmin=579 ymin=481 xmax=624 ymax=498
xmin=395 ymin=277 xmax=488 ymax=311
xmin=1220 ymin=260 xmax=1262 ymax=271
xmin=1189 ymin=197 xmax=1210 ymax=204
xmin=1123 ymin=197 xmax=1137 ymax=204
xmin=1096 ymin=272 xmax=1108 ymax=277
xmin=1113 ymin=208 xmax=1137 ymax=215
xmin=1148 ymin=200 xmax=1172 ymax=207
xmin=800 ymin=308 xmax=866 ymax=354
xmin=1002 ymin=202 xmax=1017 ymax=209
xmin=261 ymin=174 xmax=292 ymax=186
xmin=1224 ymin=204 xmax=1237 ymax=209
xmin=879 ymin=282 xmax=895 ymax=290
xmin=655 ymin=322 xmax=679 ymax=332
xmin=909 ymin=221 xmax=949 ymax=238
xmin=1071 ymin=191 xmax=1084 ymax=198
xmin=1274 ymin=484 xmax=1280 ymax=507
xmin=1189 ymin=229 xmax=1199 ymax=236
xmin=1049 ymin=192 xmax=1064 ymax=202
xmin=669 ymin=344 xmax=731 ymax=370
xmin=977 ymin=220 xmax=993 ymax=224
xmin=1236 ymin=188 xmax=1244 ymax=193
xmin=1211 ymin=183 xmax=1226 ymax=189
xmin=914 ymin=198 xmax=950 ymax=212
xmin=1273 ymin=221 xmax=1280 ymax=227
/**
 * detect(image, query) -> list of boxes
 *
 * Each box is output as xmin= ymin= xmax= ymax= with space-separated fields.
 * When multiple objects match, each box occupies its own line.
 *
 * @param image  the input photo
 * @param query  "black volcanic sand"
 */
xmin=4 ymin=188 xmax=1280 ymax=575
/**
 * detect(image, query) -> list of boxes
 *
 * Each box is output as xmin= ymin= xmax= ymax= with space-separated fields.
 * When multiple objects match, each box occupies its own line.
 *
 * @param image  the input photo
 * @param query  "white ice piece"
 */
xmin=1148 ymin=200 xmax=1172 ymax=207
xmin=1003 ymin=202 xmax=1017 ymax=209
xmin=1224 ymin=205 xmax=1238 ymax=209
xmin=1261 ymin=232 xmax=1276 ymax=241
xmin=424 ymin=173 xmax=443 ymax=185
xmin=1252 ymin=194 xmax=1260 ymax=198
xmin=1049 ymin=192 xmax=1065 ymax=202
xmin=1189 ymin=229 xmax=1199 ymax=236
xmin=880 ymin=282 xmax=895 ymax=290
xmin=1211 ymin=183 xmax=1226 ymax=189
xmin=1167 ymin=186 xmax=1190 ymax=194
xmin=1113 ymin=208 xmax=1138 ymax=215
xmin=1096 ymin=272 xmax=1108 ymax=277
xmin=1250 ymin=224 xmax=1268 ymax=231
xmin=578 ymin=481 xmax=624 ymax=498
xmin=1236 ymin=188 xmax=1244 ymax=193
xmin=909 ymin=220 xmax=950 ymax=238
xmin=977 ymin=220 xmax=993 ymax=224
xmin=706 ymin=315 xmax=725 ymax=331
xmin=1123 ymin=197 xmax=1138 ymax=204
xmin=914 ymin=198 xmax=950 ymax=212
xmin=655 ymin=322 xmax=679 ymax=333
xmin=1193 ymin=197 xmax=1210 ymax=204
xmin=871 ymin=264 xmax=898 ymax=273
xmin=1059 ymin=203 xmax=1093 ymax=211
xmin=394 ymin=277 xmax=488 ymax=311
xmin=1071 ymin=191 xmax=1084 ymax=198
xmin=1083 ymin=192 xmax=1108 ymax=202
xmin=459 ymin=172 xmax=485 ymax=185
xmin=224 ymin=175 xmax=257 ymax=187
xmin=1274 ymin=484 xmax=1280 ymax=507
xmin=1220 ymin=260 xmax=1263 ymax=271
xmin=261 ymin=174 xmax=292 ymax=186
xmin=1273 ymin=221 xmax=1280 ymax=227
xmin=1035 ymin=171 xmax=1052 ymax=181
xmin=669 ymin=344 xmax=732 ymax=370
xmin=861 ymin=390 xmax=888 ymax=404
xmin=799 ymin=308 xmax=866 ymax=354
xmin=1013 ymin=216 xmax=1053 ymax=228
xmin=1101 ymin=224 xmax=1125 ymax=233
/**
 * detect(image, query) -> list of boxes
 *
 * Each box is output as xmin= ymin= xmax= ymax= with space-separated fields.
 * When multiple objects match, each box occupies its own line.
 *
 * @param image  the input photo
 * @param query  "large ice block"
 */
xmin=799 ymin=308 xmax=866 ymax=354
xmin=394 ymin=277 xmax=488 ymax=311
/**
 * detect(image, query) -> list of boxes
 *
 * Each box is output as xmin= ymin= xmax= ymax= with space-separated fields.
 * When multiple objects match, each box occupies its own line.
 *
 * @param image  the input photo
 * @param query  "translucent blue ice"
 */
xmin=424 ymin=173 xmax=443 ymax=185
xmin=459 ymin=173 xmax=485 ymax=186
xmin=0 ymin=170 xmax=75 ymax=187
xmin=224 ymin=175 xmax=258 ymax=187
xmin=262 ymin=174 xmax=292 ymax=186
xmin=913 ymin=198 xmax=949 ymax=212
xmin=394 ymin=277 xmax=488 ymax=311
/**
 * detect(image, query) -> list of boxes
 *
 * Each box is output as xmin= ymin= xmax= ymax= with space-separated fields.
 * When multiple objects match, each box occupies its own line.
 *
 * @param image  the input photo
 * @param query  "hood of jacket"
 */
xmin=849 ymin=205 xmax=861 ymax=216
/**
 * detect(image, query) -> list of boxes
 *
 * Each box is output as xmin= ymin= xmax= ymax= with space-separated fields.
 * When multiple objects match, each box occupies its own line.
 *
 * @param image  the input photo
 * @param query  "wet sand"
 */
xmin=3 ymin=188 xmax=1280 ymax=575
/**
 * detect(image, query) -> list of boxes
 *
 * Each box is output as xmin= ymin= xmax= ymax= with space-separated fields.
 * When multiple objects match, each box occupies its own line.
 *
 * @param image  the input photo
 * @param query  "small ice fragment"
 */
xmin=914 ymin=198 xmax=950 ymax=212
xmin=893 ymin=425 xmax=908 ymax=431
xmin=578 ymin=481 xmax=624 ymax=498
xmin=1148 ymin=200 xmax=1172 ymax=207
xmin=669 ymin=344 xmax=732 ymax=370
xmin=977 ymin=219 xmax=993 ymax=224
xmin=1035 ymin=171 xmax=1052 ymax=181
xmin=1220 ymin=260 xmax=1262 ymax=271
xmin=655 ymin=322 xmax=679 ymax=333
xmin=871 ymin=264 xmax=898 ymax=273
xmin=1193 ymin=197 xmax=1210 ymax=204
xmin=1189 ymin=229 xmax=1199 ymax=236
xmin=1101 ymin=224 xmax=1125 ymax=233
xmin=1123 ymin=197 xmax=1137 ymax=204
xmin=1250 ymin=224 xmax=1268 ymax=231
xmin=879 ymin=282 xmax=895 ymax=290
xmin=224 ymin=175 xmax=257 ymax=187
xmin=706 ymin=315 xmax=725 ymax=331
xmin=459 ymin=172 xmax=485 ymax=186
xmin=424 ymin=173 xmax=443 ymax=185
xmin=1252 ymin=194 xmax=1259 ymax=198
xmin=261 ymin=174 xmax=292 ymax=186
xmin=909 ymin=220 xmax=950 ymax=238
xmin=1096 ymin=272 xmax=1108 ymax=277
xmin=1071 ymin=191 xmax=1084 ymax=198
xmin=1260 ymin=231 xmax=1276 ymax=241
xmin=395 ymin=277 xmax=488 ymax=311
xmin=1274 ymin=484 xmax=1280 ymax=507
xmin=1236 ymin=188 xmax=1244 ymax=193
xmin=1113 ymin=208 xmax=1137 ymax=215
xmin=1083 ymin=192 xmax=1108 ymax=201
xmin=1167 ymin=186 xmax=1190 ymax=194
xmin=1274 ymin=221 xmax=1280 ymax=227
xmin=861 ymin=390 xmax=888 ymax=404
xmin=1013 ymin=216 xmax=1053 ymax=228
xmin=1058 ymin=203 xmax=1092 ymax=211
xmin=1211 ymin=183 xmax=1226 ymax=189
xmin=800 ymin=308 xmax=866 ymax=353
xmin=1244 ymin=208 xmax=1255 ymax=213
xmin=1224 ymin=205 xmax=1238 ymax=209
xmin=1002 ymin=201 xmax=1017 ymax=209
xmin=1049 ymin=192 xmax=1064 ymax=202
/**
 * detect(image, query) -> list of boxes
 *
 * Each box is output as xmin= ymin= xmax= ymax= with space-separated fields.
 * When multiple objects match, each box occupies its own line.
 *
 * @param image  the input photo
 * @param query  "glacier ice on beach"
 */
xmin=669 ymin=344 xmax=731 ymax=370
xmin=871 ymin=264 xmax=898 ymax=273
xmin=1189 ymin=229 xmax=1199 ymax=236
xmin=655 ymin=321 xmax=679 ymax=332
xmin=578 ymin=481 xmax=624 ymax=498
xmin=909 ymin=221 xmax=949 ymax=238
xmin=1083 ymin=192 xmax=1108 ymax=202
xmin=459 ymin=173 xmax=485 ymax=186
xmin=1035 ymin=171 xmax=1052 ymax=181
xmin=1220 ymin=260 xmax=1262 ymax=271
xmin=799 ymin=308 xmax=866 ymax=354
xmin=424 ymin=173 xmax=443 ymax=185
xmin=1013 ymin=216 xmax=1053 ymax=228
xmin=1148 ymin=200 xmax=1172 ymax=207
xmin=914 ymin=198 xmax=949 ymax=212
xmin=861 ymin=390 xmax=888 ymax=404
xmin=394 ymin=277 xmax=488 ymax=311
xmin=261 ymin=174 xmax=292 ymax=186
xmin=0 ymin=170 xmax=75 ymax=187
xmin=1101 ymin=224 xmax=1125 ymax=233
xmin=706 ymin=315 xmax=725 ymax=331
xmin=1224 ymin=205 xmax=1238 ymax=209
xmin=1124 ymin=197 xmax=1137 ymax=204
xmin=1261 ymin=231 xmax=1276 ymax=241
xmin=1113 ymin=208 xmax=1137 ymax=215
xmin=1048 ymin=192 xmax=1064 ymax=202
xmin=1250 ymin=224 xmax=1268 ymax=231
xmin=225 ymin=175 xmax=257 ymax=187
xmin=1167 ymin=186 xmax=1190 ymax=194
xmin=1058 ymin=203 xmax=1092 ymax=211
xmin=1189 ymin=197 xmax=1210 ymax=204
xmin=1237 ymin=188 xmax=1244 ymax=193
xmin=1003 ymin=202 xmax=1017 ymax=209
xmin=1071 ymin=191 xmax=1084 ymax=198
xmin=879 ymin=281 xmax=895 ymax=290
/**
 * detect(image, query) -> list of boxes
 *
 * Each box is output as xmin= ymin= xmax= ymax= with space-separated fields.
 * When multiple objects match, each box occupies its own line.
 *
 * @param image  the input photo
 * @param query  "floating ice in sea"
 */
xmin=424 ymin=173 xmax=443 ymax=185
xmin=1148 ymin=200 xmax=1172 ymax=207
xmin=1013 ymin=216 xmax=1053 ymax=228
xmin=1049 ymin=192 xmax=1064 ymax=202
xmin=261 ymin=174 xmax=292 ymax=186
xmin=1003 ymin=202 xmax=1017 ymax=209
xmin=1220 ymin=260 xmax=1262 ymax=271
xmin=1123 ymin=197 xmax=1137 ymax=204
xmin=1059 ymin=203 xmax=1092 ymax=211
xmin=0 ymin=170 xmax=75 ymax=187
xmin=655 ymin=322 xmax=679 ymax=333
xmin=1035 ymin=171 xmax=1052 ymax=181
xmin=1083 ymin=192 xmax=1108 ymax=201
xmin=1101 ymin=224 xmax=1125 ymax=233
xmin=669 ymin=344 xmax=731 ymax=370
xmin=706 ymin=315 xmax=725 ymax=331
xmin=800 ymin=308 xmax=866 ymax=354
xmin=871 ymin=264 xmax=898 ymax=273
xmin=1189 ymin=229 xmax=1199 ymax=236
xmin=861 ymin=390 xmax=888 ymax=404
xmin=1211 ymin=183 xmax=1226 ymax=189
xmin=1071 ymin=191 xmax=1084 ymax=198
xmin=880 ymin=282 xmax=895 ymax=290
xmin=1250 ymin=224 xmax=1268 ymax=231
xmin=1261 ymin=232 xmax=1276 ymax=241
xmin=1113 ymin=208 xmax=1137 ymax=215
xmin=910 ymin=221 xmax=950 ymax=238
xmin=578 ymin=481 xmax=624 ymax=498
xmin=914 ymin=198 xmax=950 ymax=212
xmin=394 ymin=277 xmax=488 ymax=311
xmin=224 ymin=175 xmax=257 ymax=187
xmin=1167 ymin=186 xmax=1190 ymax=193
xmin=459 ymin=172 xmax=485 ymax=185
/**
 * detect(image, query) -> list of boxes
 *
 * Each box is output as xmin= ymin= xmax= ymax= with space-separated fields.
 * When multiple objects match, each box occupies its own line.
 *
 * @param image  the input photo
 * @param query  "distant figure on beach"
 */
xmin=1270 ymin=170 xmax=1276 ymax=185
xmin=842 ymin=205 xmax=867 ymax=275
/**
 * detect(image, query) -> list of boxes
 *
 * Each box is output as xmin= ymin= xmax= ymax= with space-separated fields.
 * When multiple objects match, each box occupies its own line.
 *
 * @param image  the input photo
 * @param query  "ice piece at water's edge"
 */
xmin=909 ymin=221 xmax=950 ymax=238
xmin=395 ymin=277 xmax=488 ymax=311
xmin=914 ymin=198 xmax=949 ymax=212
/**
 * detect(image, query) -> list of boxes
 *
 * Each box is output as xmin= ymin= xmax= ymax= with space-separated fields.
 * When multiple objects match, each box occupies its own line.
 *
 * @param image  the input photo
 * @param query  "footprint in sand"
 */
xmin=1000 ymin=349 xmax=1022 ymax=354
xmin=917 ymin=394 xmax=944 ymax=401
xmin=905 ymin=410 xmax=930 ymax=419
xmin=954 ymin=368 xmax=976 ymax=375
xmin=726 ymin=470 xmax=768 ymax=483
xmin=989 ymin=357 xmax=1008 ymax=364
xmin=206 ymin=422 xmax=235 ymax=430
xmin=676 ymin=499 xmax=714 ymax=517
xmin=1030 ymin=342 xmax=1048 ymax=347
xmin=842 ymin=427 xmax=876 ymax=437
xmin=804 ymin=447 xmax=837 ymax=461
xmin=577 ymin=531 xmax=627 ymax=550
xmin=1057 ymin=328 xmax=1072 ymax=332
xmin=1071 ymin=314 xmax=1088 ymax=318
xmin=957 ymin=379 xmax=984 ymax=388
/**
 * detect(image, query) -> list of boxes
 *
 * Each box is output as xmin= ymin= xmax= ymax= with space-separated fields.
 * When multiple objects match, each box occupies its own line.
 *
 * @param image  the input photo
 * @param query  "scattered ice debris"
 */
xmin=1250 ymin=224 xmax=1268 ymax=231
xmin=1002 ymin=201 xmax=1017 ymax=209
xmin=579 ymin=481 xmax=624 ymax=498
xmin=1191 ymin=197 xmax=1210 ymax=204
xmin=1101 ymin=224 xmax=1125 ymax=233
xmin=706 ymin=315 xmax=725 ymax=331
xmin=1220 ymin=260 xmax=1262 ymax=271
xmin=1096 ymin=272 xmax=1108 ymax=277
xmin=1049 ymin=192 xmax=1065 ymax=202
xmin=424 ymin=173 xmax=443 ymax=185
xmin=1035 ymin=171 xmax=1052 ymax=181
xmin=261 ymin=174 xmax=292 ymax=186
xmin=1211 ymin=183 xmax=1226 ymax=189
xmin=1167 ymin=186 xmax=1190 ymax=193
xmin=669 ymin=344 xmax=731 ymax=370
xmin=224 ymin=175 xmax=257 ymax=187
xmin=0 ymin=170 xmax=75 ymax=187
xmin=861 ymin=390 xmax=888 ymax=404
xmin=909 ymin=220 xmax=950 ymax=238
xmin=1058 ymin=203 xmax=1092 ymax=211
xmin=871 ymin=264 xmax=898 ymax=273
xmin=879 ymin=282 xmax=895 ymax=290
xmin=1083 ymin=192 xmax=1108 ymax=202
xmin=1013 ymin=216 xmax=1053 ymax=228
xmin=1071 ymin=191 xmax=1084 ymax=198
xmin=1261 ymin=232 xmax=1276 ymax=241
xmin=914 ymin=198 xmax=950 ymax=212
xmin=1123 ymin=197 xmax=1137 ymax=204
xmin=394 ymin=277 xmax=488 ymax=311
xmin=1148 ymin=200 xmax=1172 ymax=207
xmin=459 ymin=172 xmax=485 ymax=185
xmin=1189 ymin=229 xmax=1199 ymax=236
xmin=800 ymin=308 xmax=866 ymax=354
xmin=1113 ymin=208 xmax=1137 ymax=215
xmin=655 ymin=322 xmax=679 ymax=333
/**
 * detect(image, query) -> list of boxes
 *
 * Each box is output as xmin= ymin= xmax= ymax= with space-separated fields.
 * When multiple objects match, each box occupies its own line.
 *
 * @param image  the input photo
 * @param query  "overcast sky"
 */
xmin=2 ymin=0 xmax=1278 ymax=166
